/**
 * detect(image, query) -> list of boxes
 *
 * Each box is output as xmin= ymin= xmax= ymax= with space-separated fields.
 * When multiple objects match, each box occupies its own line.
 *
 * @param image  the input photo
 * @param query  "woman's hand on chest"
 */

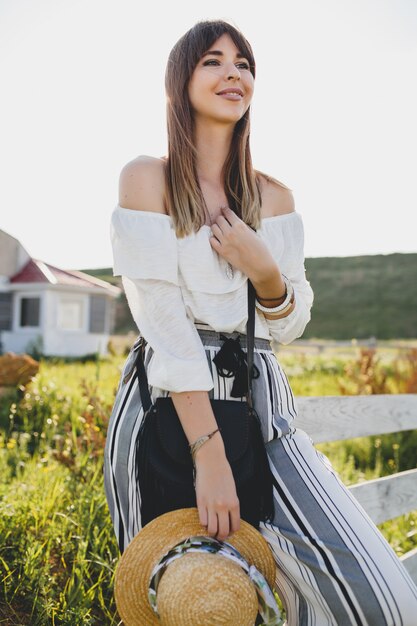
xmin=209 ymin=206 xmax=277 ymax=282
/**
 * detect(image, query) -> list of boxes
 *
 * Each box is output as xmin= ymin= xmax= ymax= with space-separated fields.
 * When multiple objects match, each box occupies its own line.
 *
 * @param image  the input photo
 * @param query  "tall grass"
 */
xmin=0 ymin=346 xmax=416 ymax=624
xmin=0 ymin=359 xmax=123 ymax=625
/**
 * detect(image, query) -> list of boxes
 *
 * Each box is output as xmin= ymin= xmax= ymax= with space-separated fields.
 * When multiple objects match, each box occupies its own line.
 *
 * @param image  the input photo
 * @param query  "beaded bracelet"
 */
xmin=190 ymin=428 xmax=220 ymax=465
xmin=255 ymin=275 xmax=294 ymax=314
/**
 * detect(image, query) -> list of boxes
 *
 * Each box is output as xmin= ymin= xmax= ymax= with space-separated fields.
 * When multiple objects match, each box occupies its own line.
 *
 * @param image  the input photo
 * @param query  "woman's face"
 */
xmin=188 ymin=33 xmax=254 ymax=125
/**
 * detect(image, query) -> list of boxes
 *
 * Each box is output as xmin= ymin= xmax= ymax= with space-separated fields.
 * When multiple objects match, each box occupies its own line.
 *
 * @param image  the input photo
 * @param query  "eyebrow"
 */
xmin=201 ymin=49 xmax=247 ymax=60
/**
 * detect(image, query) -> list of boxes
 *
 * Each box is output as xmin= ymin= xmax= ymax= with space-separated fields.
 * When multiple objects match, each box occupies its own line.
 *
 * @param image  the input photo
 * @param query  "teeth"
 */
xmin=221 ymin=92 xmax=241 ymax=96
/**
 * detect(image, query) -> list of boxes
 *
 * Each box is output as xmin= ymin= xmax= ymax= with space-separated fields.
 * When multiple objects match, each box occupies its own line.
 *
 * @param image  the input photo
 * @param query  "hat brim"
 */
xmin=115 ymin=507 xmax=276 ymax=626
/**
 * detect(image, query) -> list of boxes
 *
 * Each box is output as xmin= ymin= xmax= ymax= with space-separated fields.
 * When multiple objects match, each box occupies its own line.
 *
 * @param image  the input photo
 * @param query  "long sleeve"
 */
xmin=111 ymin=206 xmax=214 ymax=392
xmin=259 ymin=212 xmax=314 ymax=345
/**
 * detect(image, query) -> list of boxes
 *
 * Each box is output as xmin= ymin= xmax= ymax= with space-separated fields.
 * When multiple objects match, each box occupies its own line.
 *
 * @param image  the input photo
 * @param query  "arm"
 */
xmin=252 ymin=211 xmax=314 ymax=345
xmin=114 ymin=157 xmax=240 ymax=540
xmin=169 ymin=390 xmax=240 ymax=540
xmin=259 ymin=272 xmax=314 ymax=346
xmin=121 ymin=276 xmax=213 ymax=392
xmin=210 ymin=208 xmax=313 ymax=344
xmin=250 ymin=264 xmax=296 ymax=318
xmin=115 ymin=156 xmax=213 ymax=391
xmin=248 ymin=182 xmax=296 ymax=318
xmin=209 ymin=190 xmax=313 ymax=345
xmin=121 ymin=273 xmax=240 ymax=542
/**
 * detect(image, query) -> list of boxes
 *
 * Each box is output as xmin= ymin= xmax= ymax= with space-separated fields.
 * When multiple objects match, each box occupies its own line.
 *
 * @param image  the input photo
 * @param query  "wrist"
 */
xmin=255 ymin=274 xmax=294 ymax=313
xmin=251 ymin=264 xmax=279 ymax=285
xmin=193 ymin=431 xmax=225 ymax=464
xmin=263 ymin=295 xmax=296 ymax=319
xmin=256 ymin=283 xmax=287 ymax=304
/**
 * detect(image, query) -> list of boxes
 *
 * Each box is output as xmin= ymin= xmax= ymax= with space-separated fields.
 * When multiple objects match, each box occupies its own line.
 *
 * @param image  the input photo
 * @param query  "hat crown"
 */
xmin=115 ymin=508 xmax=278 ymax=626
xmin=158 ymin=553 xmax=258 ymax=626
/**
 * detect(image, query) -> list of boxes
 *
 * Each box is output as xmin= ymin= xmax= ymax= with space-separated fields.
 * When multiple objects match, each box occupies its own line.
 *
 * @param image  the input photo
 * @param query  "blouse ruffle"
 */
xmin=110 ymin=204 xmax=314 ymax=391
xmin=111 ymin=208 xmax=179 ymax=284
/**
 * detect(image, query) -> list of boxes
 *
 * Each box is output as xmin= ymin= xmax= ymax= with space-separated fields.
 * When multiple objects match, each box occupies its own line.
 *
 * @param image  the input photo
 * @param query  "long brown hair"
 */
xmin=164 ymin=19 xmax=286 ymax=237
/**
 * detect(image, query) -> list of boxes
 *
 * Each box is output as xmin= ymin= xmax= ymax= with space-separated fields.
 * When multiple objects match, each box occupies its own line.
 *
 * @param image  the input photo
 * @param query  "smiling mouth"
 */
xmin=217 ymin=88 xmax=244 ymax=95
xmin=217 ymin=92 xmax=244 ymax=100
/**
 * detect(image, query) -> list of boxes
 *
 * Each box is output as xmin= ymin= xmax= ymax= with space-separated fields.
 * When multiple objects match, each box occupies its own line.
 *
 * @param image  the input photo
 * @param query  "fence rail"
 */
xmin=296 ymin=394 xmax=417 ymax=583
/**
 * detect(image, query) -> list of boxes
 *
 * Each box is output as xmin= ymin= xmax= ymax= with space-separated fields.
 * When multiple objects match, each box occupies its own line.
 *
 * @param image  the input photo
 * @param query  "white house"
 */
xmin=0 ymin=229 xmax=121 ymax=357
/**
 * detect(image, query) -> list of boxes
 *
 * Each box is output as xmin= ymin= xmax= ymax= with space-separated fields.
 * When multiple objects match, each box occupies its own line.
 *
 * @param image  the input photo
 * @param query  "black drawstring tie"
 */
xmin=213 ymin=334 xmax=260 ymax=398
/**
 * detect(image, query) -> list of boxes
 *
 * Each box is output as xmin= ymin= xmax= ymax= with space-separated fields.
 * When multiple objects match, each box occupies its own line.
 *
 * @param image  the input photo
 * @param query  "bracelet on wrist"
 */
xmin=189 ymin=427 xmax=220 ymax=465
xmin=256 ymin=283 xmax=287 ymax=302
xmin=255 ymin=274 xmax=294 ymax=314
xmin=261 ymin=292 xmax=295 ymax=318
xmin=256 ymin=293 xmax=286 ymax=302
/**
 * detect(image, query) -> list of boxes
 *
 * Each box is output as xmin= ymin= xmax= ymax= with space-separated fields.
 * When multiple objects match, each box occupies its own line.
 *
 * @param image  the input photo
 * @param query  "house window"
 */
xmin=89 ymin=295 xmax=107 ymax=333
xmin=0 ymin=293 xmax=12 ymax=330
xmin=20 ymin=297 xmax=40 ymax=327
xmin=57 ymin=298 xmax=83 ymax=331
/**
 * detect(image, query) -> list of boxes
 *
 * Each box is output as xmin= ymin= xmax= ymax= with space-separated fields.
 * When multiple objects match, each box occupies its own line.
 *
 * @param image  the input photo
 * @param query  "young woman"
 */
xmin=104 ymin=19 xmax=417 ymax=625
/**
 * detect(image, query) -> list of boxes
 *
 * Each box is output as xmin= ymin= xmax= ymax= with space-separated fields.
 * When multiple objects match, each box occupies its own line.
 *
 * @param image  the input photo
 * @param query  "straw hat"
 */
xmin=114 ymin=508 xmax=277 ymax=626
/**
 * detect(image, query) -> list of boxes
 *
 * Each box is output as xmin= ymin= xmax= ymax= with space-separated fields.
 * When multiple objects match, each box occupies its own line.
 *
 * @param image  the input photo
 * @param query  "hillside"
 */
xmin=303 ymin=253 xmax=417 ymax=339
xmin=81 ymin=252 xmax=417 ymax=339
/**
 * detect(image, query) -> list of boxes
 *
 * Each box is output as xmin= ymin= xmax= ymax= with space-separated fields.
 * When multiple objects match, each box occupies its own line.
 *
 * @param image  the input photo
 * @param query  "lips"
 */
xmin=216 ymin=88 xmax=244 ymax=97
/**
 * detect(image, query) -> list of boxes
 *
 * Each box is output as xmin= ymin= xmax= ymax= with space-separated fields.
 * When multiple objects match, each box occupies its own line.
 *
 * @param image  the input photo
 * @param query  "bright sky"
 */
xmin=1 ymin=0 xmax=416 ymax=270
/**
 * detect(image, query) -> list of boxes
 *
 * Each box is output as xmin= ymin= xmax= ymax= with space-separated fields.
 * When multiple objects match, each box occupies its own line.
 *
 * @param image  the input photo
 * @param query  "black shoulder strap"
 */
xmin=246 ymin=279 xmax=256 ymax=409
xmin=136 ymin=340 xmax=152 ymax=412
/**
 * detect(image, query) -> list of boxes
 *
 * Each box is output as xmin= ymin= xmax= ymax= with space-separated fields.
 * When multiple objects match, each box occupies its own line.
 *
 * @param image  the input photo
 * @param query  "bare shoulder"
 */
xmin=256 ymin=170 xmax=295 ymax=218
xmin=119 ymin=155 xmax=167 ymax=214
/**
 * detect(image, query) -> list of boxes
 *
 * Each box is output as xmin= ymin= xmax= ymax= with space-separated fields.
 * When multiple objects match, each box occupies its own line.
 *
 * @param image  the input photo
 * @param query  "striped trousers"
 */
xmin=104 ymin=329 xmax=417 ymax=625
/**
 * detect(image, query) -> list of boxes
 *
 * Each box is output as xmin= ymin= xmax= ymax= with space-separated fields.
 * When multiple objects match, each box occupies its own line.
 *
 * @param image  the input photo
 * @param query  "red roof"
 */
xmin=10 ymin=259 xmax=119 ymax=294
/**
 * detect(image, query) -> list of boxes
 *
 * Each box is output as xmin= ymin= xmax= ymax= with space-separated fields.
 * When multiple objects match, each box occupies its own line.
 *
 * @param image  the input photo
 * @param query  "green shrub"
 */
xmin=0 ymin=347 xmax=416 ymax=624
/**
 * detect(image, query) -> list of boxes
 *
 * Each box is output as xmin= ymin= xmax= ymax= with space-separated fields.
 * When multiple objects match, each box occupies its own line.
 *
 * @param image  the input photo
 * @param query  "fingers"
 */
xmin=195 ymin=461 xmax=240 ymax=542
xmin=206 ymin=510 xmax=229 ymax=541
xmin=229 ymin=503 xmax=241 ymax=534
xmin=211 ymin=216 xmax=233 ymax=241
xmin=210 ymin=222 xmax=223 ymax=243
xmin=204 ymin=504 xmax=240 ymax=541
xmin=206 ymin=509 xmax=218 ymax=538
xmin=215 ymin=215 xmax=233 ymax=230
xmin=216 ymin=510 xmax=230 ymax=541
xmin=220 ymin=206 xmax=240 ymax=224
xmin=198 ymin=503 xmax=208 ymax=528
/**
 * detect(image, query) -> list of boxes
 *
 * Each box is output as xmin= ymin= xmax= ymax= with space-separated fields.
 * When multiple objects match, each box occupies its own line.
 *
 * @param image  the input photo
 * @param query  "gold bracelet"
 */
xmin=189 ymin=428 xmax=220 ymax=465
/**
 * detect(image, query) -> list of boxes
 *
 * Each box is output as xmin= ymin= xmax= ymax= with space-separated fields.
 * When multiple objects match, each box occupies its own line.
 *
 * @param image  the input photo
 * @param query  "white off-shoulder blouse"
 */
xmin=110 ymin=205 xmax=314 ymax=392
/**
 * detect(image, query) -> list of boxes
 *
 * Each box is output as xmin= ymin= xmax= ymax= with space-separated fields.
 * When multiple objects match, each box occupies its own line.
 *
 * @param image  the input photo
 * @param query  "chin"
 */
xmin=194 ymin=106 xmax=246 ymax=126
xmin=212 ymin=109 xmax=246 ymax=125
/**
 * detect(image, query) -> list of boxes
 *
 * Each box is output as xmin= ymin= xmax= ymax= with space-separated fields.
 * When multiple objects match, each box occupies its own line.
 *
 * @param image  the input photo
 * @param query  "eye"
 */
xmin=202 ymin=59 xmax=250 ymax=70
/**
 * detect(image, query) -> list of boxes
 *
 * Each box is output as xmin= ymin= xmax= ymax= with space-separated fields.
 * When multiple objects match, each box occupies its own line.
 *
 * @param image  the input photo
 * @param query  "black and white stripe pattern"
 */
xmin=104 ymin=329 xmax=417 ymax=623
xmin=262 ymin=431 xmax=417 ymax=624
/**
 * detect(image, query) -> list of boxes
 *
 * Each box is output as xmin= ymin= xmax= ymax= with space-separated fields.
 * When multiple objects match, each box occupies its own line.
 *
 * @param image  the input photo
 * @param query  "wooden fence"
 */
xmin=295 ymin=393 xmax=417 ymax=584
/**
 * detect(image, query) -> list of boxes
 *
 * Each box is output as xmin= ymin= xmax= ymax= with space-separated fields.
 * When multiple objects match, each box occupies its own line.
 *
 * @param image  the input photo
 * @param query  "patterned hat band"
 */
xmin=148 ymin=535 xmax=284 ymax=626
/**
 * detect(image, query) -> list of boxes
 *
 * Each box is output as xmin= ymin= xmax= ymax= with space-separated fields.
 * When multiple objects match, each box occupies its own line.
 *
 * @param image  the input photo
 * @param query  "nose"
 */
xmin=225 ymin=62 xmax=241 ymax=81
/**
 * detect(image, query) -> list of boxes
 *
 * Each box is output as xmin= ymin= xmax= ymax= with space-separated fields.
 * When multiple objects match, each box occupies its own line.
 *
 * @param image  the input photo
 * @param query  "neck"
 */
xmin=193 ymin=119 xmax=235 ymax=187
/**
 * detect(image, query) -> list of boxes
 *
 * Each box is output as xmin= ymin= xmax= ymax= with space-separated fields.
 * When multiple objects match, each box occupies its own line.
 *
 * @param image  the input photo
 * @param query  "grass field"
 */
xmin=1 ymin=341 xmax=416 ymax=625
